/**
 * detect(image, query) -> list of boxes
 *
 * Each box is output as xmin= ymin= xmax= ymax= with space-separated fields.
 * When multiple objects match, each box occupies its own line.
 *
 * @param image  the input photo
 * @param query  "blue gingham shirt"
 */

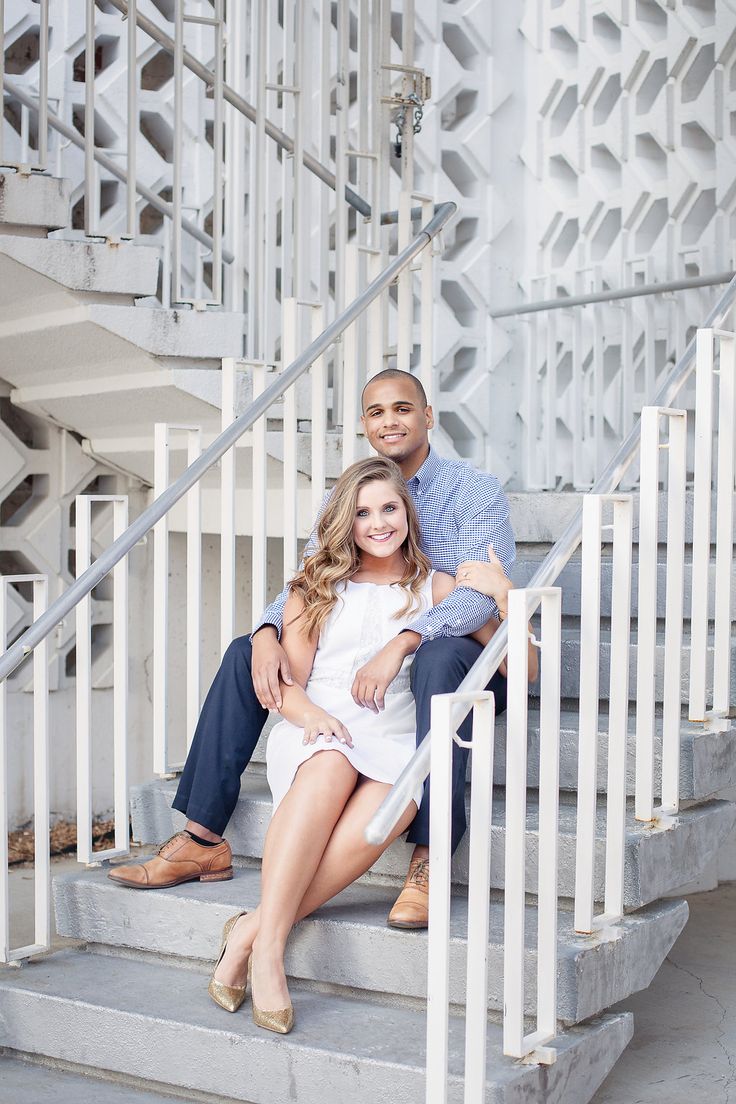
xmin=254 ymin=447 xmax=515 ymax=644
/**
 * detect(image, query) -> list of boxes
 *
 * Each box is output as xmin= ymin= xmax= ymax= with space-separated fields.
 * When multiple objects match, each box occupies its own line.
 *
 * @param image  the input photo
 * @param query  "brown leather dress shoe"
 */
xmin=107 ymin=831 xmax=233 ymax=889
xmin=387 ymin=856 xmax=430 ymax=929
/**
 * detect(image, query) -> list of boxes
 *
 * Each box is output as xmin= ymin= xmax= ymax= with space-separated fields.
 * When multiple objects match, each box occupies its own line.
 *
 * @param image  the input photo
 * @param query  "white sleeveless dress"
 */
xmin=266 ymin=574 xmax=434 ymax=812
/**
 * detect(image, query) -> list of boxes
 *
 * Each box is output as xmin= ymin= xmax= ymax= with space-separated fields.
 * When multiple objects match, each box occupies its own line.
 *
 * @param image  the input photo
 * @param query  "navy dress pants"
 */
xmin=173 ymin=633 xmax=507 ymax=848
xmin=406 ymin=636 xmax=507 ymax=854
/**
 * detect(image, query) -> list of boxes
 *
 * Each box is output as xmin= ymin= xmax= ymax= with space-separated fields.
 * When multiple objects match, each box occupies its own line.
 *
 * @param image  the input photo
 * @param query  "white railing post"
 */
xmin=575 ymin=494 xmax=633 ymax=932
xmin=251 ymin=361 xmax=268 ymax=621
xmin=713 ymin=332 xmax=735 ymax=717
xmin=603 ymin=496 xmax=633 ymax=918
xmin=425 ymin=690 xmax=495 ymax=1104
xmin=574 ymin=495 xmax=603 ymax=933
xmin=282 ymin=297 xmax=299 ymax=586
xmin=342 ymin=241 xmax=360 ymax=470
xmin=689 ymin=329 xmax=715 ymax=721
xmin=220 ymin=359 xmax=237 ymax=656
xmin=660 ymin=410 xmax=687 ymax=814
xmin=503 ymin=587 xmax=560 ymax=1064
xmin=75 ymin=496 xmax=130 ymax=864
xmin=425 ymin=695 xmax=453 ymax=1104
xmin=634 ymin=407 xmax=660 ymax=822
xmin=1 ymin=575 xmax=50 ymax=963
xmin=310 ymin=306 xmax=328 ymax=519
xmin=153 ymin=423 xmax=202 ymax=775
xmin=462 ymin=695 xmax=495 ymax=1104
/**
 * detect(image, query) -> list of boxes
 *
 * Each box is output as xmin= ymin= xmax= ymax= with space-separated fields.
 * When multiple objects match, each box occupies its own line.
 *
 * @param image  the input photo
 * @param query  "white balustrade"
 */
xmin=153 ymin=423 xmax=203 ymax=775
xmin=75 ymin=495 xmax=130 ymax=864
xmin=425 ymin=588 xmax=560 ymax=1103
xmin=0 ymin=575 xmax=49 ymax=963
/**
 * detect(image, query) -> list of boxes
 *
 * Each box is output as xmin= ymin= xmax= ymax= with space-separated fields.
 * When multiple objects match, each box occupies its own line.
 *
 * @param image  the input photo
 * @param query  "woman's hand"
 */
xmin=456 ymin=543 xmax=512 ymax=618
xmin=302 ymin=708 xmax=353 ymax=747
xmin=351 ymin=633 xmax=419 ymax=713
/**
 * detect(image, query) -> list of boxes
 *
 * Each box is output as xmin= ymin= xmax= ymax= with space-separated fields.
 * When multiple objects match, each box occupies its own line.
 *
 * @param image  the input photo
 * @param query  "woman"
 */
xmin=208 ymin=457 xmax=532 ymax=1033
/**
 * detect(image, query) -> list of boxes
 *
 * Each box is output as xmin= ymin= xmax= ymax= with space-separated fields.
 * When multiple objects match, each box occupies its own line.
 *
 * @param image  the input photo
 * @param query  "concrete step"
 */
xmin=0 ymin=948 xmax=633 ymax=1104
xmin=130 ymin=775 xmax=736 ymax=908
xmin=0 ymin=235 xmax=160 ymax=296
xmin=0 ymin=172 xmax=70 ymax=232
xmin=0 ymin=1054 xmax=199 ymax=1104
xmin=53 ymin=866 xmax=688 ymax=1026
xmin=511 ymin=556 xmax=730 ymax=622
xmin=243 ymin=711 xmax=736 ymax=801
xmin=0 ymin=303 xmax=244 ymax=442
xmin=551 ymin=635 xmax=735 ymax=704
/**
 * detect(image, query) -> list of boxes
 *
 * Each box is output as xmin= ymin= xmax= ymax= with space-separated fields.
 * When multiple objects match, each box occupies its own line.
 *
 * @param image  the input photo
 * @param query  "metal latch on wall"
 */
xmin=381 ymin=65 xmax=431 ymax=158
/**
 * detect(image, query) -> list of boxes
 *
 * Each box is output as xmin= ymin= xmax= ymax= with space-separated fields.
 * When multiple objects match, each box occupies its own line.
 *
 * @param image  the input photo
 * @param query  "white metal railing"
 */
xmin=367 ymin=281 xmax=736 ymax=1086
xmin=75 ymin=495 xmax=130 ymax=864
xmin=505 ymin=265 xmax=734 ymax=491
xmin=426 ymin=589 xmax=561 ymax=1104
xmin=574 ymin=493 xmax=632 ymax=933
xmin=0 ymin=575 xmax=49 ymax=964
xmin=0 ymin=198 xmax=453 ymax=962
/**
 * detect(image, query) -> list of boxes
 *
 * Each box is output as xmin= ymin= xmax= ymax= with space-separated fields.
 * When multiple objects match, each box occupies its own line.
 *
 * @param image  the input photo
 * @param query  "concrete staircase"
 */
xmin=0 ymin=170 xmax=734 ymax=1101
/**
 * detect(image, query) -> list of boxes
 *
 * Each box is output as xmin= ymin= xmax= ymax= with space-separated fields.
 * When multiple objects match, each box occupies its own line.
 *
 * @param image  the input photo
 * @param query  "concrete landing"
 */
xmin=52 ymin=866 xmax=688 ymax=1025
xmin=0 ymin=948 xmax=633 ymax=1104
xmin=591 ymin=882 xmax=736 ymax=1104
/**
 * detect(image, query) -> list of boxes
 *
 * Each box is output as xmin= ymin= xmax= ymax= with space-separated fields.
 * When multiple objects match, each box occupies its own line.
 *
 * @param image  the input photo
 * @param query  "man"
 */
xmin=110 ymin=369 xmax=514 ymax=927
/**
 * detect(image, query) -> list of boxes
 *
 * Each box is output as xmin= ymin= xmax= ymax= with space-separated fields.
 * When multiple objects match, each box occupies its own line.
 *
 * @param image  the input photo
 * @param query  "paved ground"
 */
xmin=4 ymin=857 xmax=736 ymax=1102
xmin=591 ymin=882 xmax=736 ymax=1104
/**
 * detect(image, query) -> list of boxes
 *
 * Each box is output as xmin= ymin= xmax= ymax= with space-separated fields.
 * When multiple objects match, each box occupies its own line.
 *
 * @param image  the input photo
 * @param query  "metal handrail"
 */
xmin=491 ymin=270 xmax=735 ymax=318
xmin=365 ymin=269 xmax=736 ymax=846
xmin=0 ymin=201 xmax=456 ymax=683
xmin=105 ymin=0 xmax=371 ymax=219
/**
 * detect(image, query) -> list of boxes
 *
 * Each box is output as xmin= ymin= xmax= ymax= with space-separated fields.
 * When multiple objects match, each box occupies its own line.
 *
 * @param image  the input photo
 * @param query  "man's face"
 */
xmin=360 ymin=378 xmax=434 ymax=471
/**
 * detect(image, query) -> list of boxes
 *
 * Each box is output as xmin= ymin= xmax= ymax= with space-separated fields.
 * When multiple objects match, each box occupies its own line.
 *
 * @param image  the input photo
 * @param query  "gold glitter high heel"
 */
xmin=208 ymin=912 xmax=249 ymax=1013
xmin=251 ymin=956 xmax=294 ymax=1034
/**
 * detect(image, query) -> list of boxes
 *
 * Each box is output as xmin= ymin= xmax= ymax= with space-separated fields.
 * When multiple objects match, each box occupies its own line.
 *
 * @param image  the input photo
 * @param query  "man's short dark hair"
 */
xmin=361 ymin=369 xmax=428 ymax=411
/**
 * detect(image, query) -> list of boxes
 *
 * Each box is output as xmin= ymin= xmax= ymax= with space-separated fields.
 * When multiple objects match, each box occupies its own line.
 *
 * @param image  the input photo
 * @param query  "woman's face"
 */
xmin=352 ymin=478 xmax=409 ymax=559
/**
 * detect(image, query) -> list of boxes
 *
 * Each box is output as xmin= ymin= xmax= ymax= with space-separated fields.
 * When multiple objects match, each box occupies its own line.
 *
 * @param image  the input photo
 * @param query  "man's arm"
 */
xmin=407 ymin=480 xmax=516 ymax=642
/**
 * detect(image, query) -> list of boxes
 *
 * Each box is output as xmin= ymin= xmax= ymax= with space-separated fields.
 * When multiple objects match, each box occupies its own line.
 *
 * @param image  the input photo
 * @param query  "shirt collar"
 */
xmin=408 ymin=446 xmax=441 ymax=490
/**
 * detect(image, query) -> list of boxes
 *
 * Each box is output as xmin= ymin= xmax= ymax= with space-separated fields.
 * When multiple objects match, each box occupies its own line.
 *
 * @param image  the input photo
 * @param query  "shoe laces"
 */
xmin=156 ymin=830 xmax=190 ymax=856
xmin=407 ymin=858 xmax=429 ymax=888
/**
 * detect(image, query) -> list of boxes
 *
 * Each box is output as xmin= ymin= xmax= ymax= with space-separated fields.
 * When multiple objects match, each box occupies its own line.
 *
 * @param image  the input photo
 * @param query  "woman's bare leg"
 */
xmin=295 ymin=779 xmax=416 ymax=918
xmin=216 ymin=780 xmax=416 ymax=984
xmin=216 ymin=750 xmax=357 ymax=1008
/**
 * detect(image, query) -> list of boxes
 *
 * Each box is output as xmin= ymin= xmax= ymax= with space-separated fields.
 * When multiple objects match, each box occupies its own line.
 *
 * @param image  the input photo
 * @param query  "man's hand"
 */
xmin=302 ymin=708 xmax=353 ymax=747
xmin=252 ymin=626 xmax=294 ymax=710
xmin=351 ymin=633 xmax=420 ymax=713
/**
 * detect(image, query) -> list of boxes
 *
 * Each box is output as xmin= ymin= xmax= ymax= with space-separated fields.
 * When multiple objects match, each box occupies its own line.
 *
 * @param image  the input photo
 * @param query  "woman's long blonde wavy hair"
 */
xmin=288 ymin=457 xmax=431 ymax=638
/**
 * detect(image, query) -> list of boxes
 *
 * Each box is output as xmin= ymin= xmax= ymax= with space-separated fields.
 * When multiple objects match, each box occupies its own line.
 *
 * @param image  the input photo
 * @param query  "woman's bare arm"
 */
xmin=277 ymin=591 xmax=353 ymax=745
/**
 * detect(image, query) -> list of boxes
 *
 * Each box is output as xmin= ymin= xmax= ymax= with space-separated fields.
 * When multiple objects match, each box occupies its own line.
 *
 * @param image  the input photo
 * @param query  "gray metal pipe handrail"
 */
xmin=365 ymin=270 xmax=736 ymax=846
xmin=491 ymin=271 xmax=735 ymax=319
xmin=105 ymin=0 xmax=371 ymax=219
xmin=0 ymin=201 xmax=456 ymax=683
xmin=3 ymin=76 xmax=232 ymax=262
